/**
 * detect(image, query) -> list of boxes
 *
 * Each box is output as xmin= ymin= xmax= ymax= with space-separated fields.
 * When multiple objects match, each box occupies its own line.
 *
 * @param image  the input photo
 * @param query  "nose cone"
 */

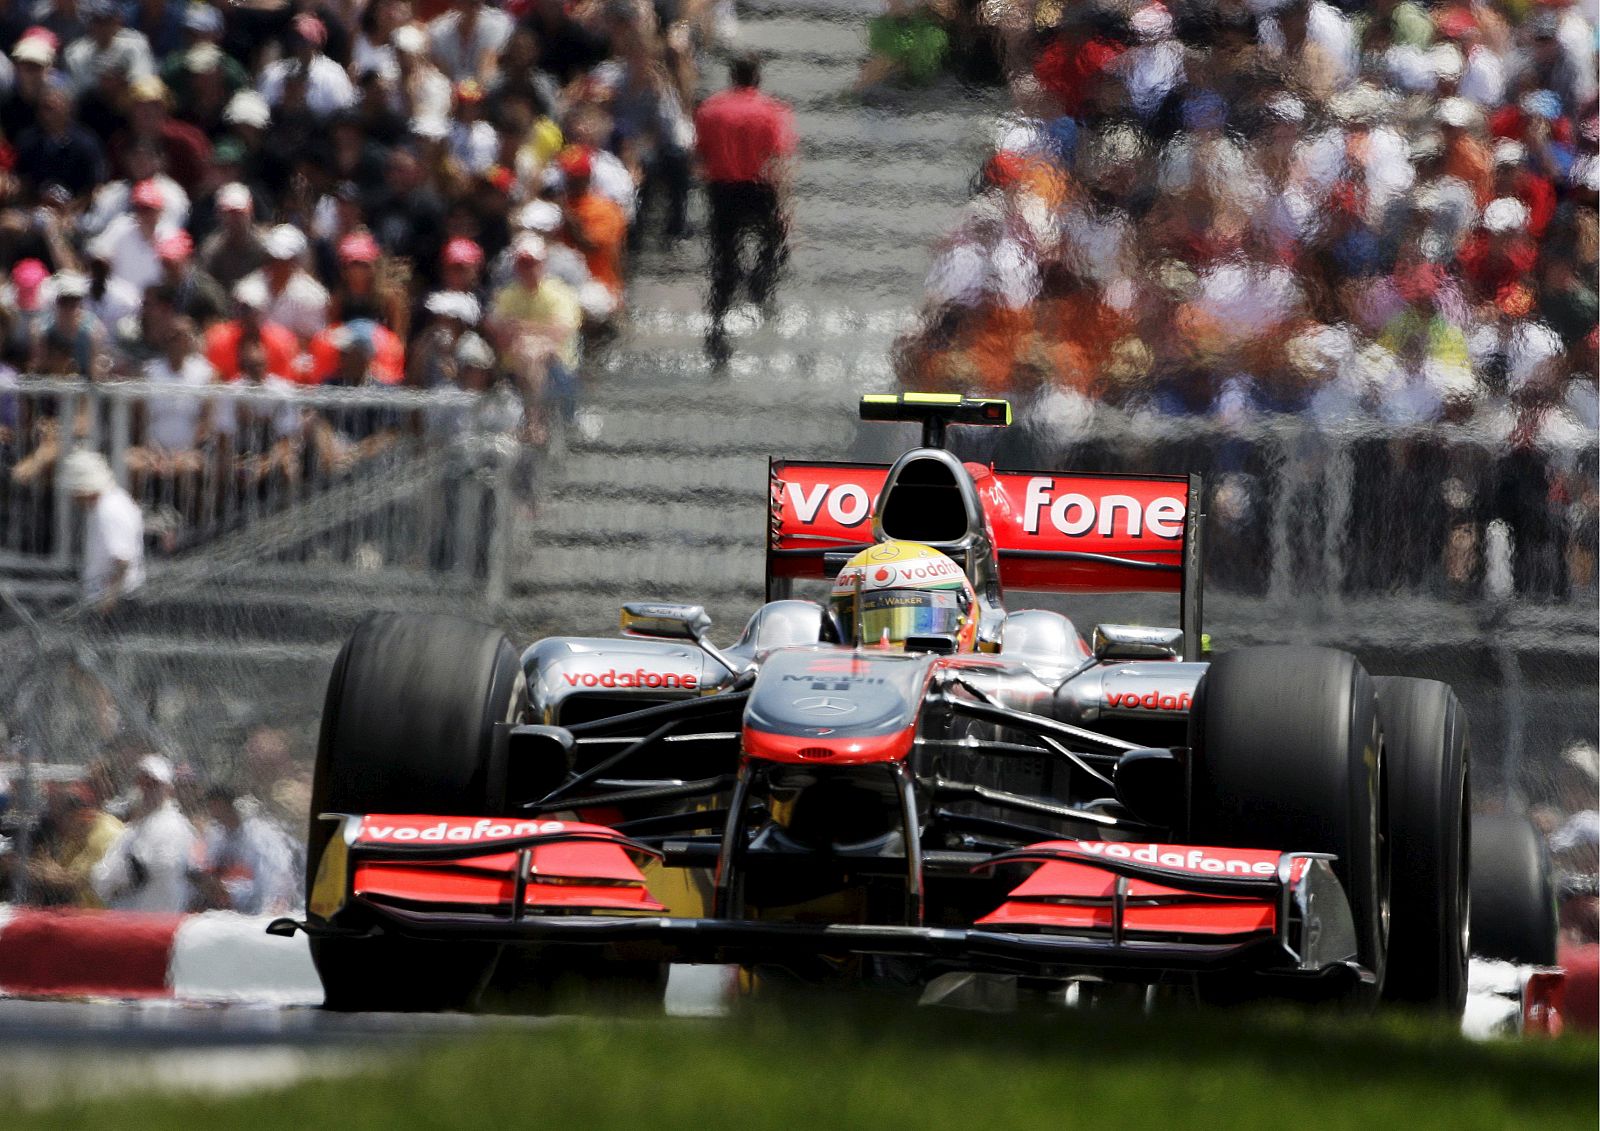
xmin=741 ymin=647 xmax=933 ymax=765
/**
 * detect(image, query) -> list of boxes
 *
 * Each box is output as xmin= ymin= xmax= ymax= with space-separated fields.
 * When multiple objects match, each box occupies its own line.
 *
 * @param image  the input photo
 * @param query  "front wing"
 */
xmin=276 ymin=815 xmax=1370 ymax=988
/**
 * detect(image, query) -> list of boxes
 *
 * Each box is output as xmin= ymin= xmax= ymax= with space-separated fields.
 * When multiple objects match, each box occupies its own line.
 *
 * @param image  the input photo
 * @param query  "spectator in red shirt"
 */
xmin=112 ymin=75 xmax=211 ymax=195
xmin=1491 ymin=140 xmax=1557 ymax=238
xmin=1458 ymin=197 xmax=1539 ymax=301
xmin=692 ymin=52 xmax=795 ymax=366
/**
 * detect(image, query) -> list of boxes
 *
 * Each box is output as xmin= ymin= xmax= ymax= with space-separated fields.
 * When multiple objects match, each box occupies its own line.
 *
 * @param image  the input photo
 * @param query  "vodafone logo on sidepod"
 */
xmin=1105 ymin=690 xmax=1192 ymax=711
xmin=563 ymin=669 xmax=699 ymax=690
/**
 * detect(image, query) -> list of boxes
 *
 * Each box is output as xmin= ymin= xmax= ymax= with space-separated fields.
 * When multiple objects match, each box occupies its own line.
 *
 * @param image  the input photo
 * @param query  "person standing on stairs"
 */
xmin=693 ymin=51 xmax=794 ymax=367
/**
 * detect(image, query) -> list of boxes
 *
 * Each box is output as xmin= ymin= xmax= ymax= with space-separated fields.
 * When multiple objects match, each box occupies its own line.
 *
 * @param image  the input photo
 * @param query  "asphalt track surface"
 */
xmin=0 ymin=997 xmax=558 ymax=1048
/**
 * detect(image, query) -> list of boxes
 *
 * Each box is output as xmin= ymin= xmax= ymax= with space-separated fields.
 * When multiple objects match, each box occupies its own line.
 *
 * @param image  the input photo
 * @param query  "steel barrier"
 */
xmin=0 ymin=378 xmax=527 ymax=600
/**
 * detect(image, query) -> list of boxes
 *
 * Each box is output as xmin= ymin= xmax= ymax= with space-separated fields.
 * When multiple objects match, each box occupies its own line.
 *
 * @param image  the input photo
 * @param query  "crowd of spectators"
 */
xmin=0 ymin=0 xmax=731 ymax=550
xmin=895 ymin=0 xmax=1597 ymax=599
xmin=0 ymin=723 xmax=308 ymax=913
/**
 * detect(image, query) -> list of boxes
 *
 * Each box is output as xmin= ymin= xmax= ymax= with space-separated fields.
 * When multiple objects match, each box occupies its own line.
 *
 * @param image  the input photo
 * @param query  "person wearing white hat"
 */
xmin=90 ymin=751 xmax=199 ymax=913
xmin=1435 ymin=96 xmax=1477 ymax=130
xmin=59 ymin=448 xmax=145 ymax=610
xmin=1481 ymin=197 xmax=1529 ymax=235
xmin=232 ymin=224 xmax=330 ymax=342
xmin=42 ymin=269 xmax=110 ymax=380
xmin=222 ymin=89 xmax=272 ymax=130
xmin=2 ymin=35 xmax=52 ymax=143
xmin=409 ymin=289 xmax=474 ymax=387
xmin=198 ymin=182 xmax=267 ymax=291
xmin=501 ymin=199 xmax=592 ymax=295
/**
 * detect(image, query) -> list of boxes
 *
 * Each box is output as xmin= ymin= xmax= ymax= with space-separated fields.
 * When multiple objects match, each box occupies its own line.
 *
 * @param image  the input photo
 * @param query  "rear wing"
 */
xmin=767 ymin=460 xmax=1205 ymax=656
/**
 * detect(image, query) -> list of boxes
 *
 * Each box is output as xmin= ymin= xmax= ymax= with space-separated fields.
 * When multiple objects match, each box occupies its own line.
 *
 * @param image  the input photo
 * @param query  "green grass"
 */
xmin=5 ymin=1003 xmax=1595 ymax=1130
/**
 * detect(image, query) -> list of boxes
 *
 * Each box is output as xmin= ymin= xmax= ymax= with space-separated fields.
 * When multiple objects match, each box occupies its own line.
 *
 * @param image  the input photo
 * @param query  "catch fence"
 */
xmin=977 ymin=404 xmax=1597 ymax=609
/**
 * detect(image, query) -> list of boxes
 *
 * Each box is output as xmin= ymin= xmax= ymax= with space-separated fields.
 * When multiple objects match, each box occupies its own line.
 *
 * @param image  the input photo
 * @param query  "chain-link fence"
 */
xmin=972 ymin=403 xmax=1598 ymax=608
xmin=0 ymin=378 xmax=533 ymax=899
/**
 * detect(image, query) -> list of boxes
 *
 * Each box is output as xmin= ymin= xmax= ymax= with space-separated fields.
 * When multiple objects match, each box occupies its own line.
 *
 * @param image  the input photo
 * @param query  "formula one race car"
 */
xmin=275 ymin=394 xmax=1471 ymax=1016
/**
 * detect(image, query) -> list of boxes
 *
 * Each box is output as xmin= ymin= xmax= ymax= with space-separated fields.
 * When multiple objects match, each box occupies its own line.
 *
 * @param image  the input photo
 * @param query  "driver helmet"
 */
xmin=830 ymin=541 xmax=977 ymax=651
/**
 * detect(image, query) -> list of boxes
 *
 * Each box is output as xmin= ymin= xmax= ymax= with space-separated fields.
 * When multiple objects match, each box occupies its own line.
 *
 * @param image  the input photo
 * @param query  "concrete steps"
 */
xmin=734 ymin=16 xmax=867 ymax=58
xmin=568 ymin=406 xmax=856 ymax=453
xmin=498 ymin=5 xmax=1002 ymax=637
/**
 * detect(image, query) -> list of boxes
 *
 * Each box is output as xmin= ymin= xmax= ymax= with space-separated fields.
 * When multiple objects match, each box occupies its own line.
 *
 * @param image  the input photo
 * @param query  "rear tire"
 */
xmin=1188 ymin=646 xmax=1388 ymax=1004
xmin=1375 ymin=676 xmax=1469 ymax=1014
xmin=1469 ymin=814 xmax=1558 ymax=966
xmin=308 ymin=612 xmax=523 ymax=1011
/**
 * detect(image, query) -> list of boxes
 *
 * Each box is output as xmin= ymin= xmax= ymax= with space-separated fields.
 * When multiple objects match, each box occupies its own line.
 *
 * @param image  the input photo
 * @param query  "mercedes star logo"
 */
xmin=792 ymin=695 xmax=857 ymax=715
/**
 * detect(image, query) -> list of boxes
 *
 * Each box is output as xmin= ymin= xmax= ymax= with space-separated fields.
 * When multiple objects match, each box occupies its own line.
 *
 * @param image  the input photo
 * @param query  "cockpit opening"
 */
xmin=877 ymin=456 xmax=971 ymax=544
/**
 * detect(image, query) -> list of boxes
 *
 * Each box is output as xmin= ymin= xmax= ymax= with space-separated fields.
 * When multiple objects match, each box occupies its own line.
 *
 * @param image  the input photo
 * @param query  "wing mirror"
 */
xmin=621 ymin=602 xmax=712 ymax=641
xmin=1091 ymin=624 xmax=1183 ymax=663
xmin=620 ymin=602 xmax=750 ymax=677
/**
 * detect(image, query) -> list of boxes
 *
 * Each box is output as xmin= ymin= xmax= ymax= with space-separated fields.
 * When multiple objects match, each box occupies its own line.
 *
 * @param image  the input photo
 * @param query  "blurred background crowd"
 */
xmin=887 ymin=0 xmax=1598 ymax=601
xmin=0 ymin=0 xmax=735 ymax=553
xmin=0 ymin=0 xmax=743 ymax=909
xmin=0 ymin=723 xmax=306 ymax=913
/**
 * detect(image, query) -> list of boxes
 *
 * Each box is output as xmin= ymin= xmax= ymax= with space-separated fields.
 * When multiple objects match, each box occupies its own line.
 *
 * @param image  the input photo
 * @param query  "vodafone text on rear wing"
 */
xmin=766 ymin=459 xmax=1205 ymax=654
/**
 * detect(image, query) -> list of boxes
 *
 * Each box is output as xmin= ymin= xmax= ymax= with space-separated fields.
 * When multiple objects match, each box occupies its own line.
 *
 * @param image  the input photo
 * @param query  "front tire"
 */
xmin=1375 ymin=676 xmax=1469 ymax=1014
xmin=307 ymin=612 xmax=523 ymax=1011
xmin=1189 ymin=646 xmax=1389 ymax=1003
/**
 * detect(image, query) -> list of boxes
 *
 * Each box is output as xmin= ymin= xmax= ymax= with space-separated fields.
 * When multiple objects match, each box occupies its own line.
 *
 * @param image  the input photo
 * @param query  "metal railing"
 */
xmin=0 ymin=378 xmax=528 ymax=601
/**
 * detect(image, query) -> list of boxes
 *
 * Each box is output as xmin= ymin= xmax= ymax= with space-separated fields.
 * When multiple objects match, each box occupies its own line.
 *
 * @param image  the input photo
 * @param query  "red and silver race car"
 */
xmin=275 ymin=394 xmax=1471 ymax=1015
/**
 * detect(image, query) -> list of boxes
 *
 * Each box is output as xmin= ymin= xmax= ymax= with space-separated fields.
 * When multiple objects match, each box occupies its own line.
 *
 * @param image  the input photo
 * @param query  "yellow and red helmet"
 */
xmin=829 ymin=541 xmax=978 ymax=652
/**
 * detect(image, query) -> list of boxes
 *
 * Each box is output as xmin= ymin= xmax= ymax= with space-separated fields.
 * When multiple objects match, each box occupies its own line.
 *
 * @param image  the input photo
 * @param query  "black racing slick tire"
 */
xmin=1189 ymin=646 xmax=1389 ymax=1004
xmin=1469 ymin=813 xmax=1558 ymax=967
xmin=1374 ymin=677 xmax=1470 ymax=1014
xmin=307 ymin=612 xmax=524 ymax=1012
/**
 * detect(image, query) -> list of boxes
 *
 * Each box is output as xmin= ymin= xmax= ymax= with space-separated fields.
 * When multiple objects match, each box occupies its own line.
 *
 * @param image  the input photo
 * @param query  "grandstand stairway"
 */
xmin=505 ymin=0 xmax=1004 ymax=639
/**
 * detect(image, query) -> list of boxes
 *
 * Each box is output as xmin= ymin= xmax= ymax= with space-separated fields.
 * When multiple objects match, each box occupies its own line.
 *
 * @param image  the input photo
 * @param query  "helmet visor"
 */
xmin=857 ymin=589 xmax=966 ymax=645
